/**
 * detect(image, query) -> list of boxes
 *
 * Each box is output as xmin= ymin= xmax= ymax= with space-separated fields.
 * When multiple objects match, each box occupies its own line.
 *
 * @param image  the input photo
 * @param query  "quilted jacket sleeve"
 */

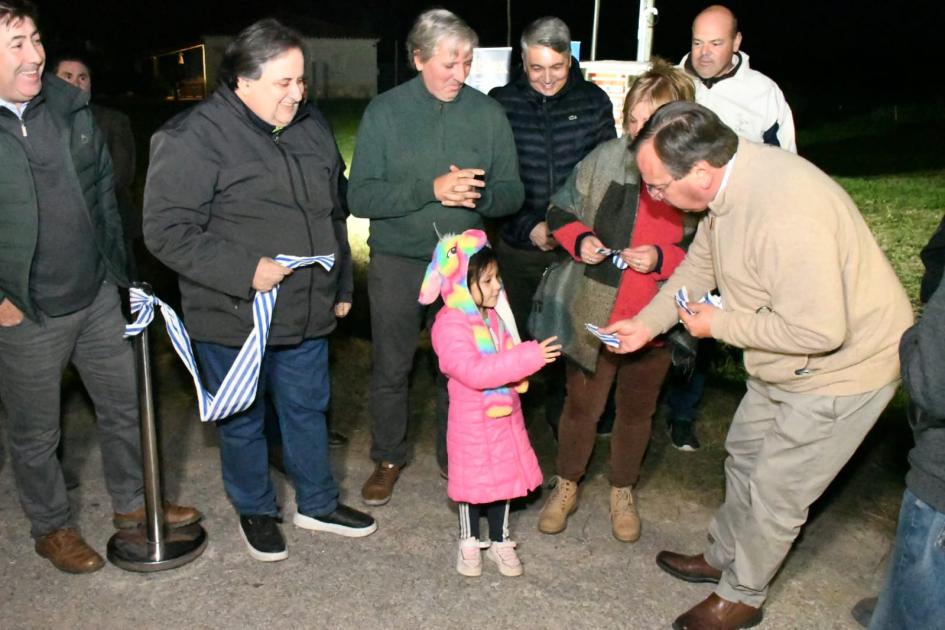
xmin=432 ymin=309 xmax=547 ymax=391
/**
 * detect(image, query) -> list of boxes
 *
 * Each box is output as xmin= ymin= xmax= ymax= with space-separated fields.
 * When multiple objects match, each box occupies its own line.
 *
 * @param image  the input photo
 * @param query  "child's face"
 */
xmin=470 ymin=261 xmax=501 ymax=310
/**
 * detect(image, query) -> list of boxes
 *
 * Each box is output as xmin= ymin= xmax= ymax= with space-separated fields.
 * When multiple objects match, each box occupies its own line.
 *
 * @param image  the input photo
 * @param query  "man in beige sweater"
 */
xmin=603 ymin=101 xmax=913 ymax=630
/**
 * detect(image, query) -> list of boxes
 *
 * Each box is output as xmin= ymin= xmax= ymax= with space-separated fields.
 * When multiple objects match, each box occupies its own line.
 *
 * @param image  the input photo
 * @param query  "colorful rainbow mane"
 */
xmin=419 ymin=229 xmax=527 ymax=418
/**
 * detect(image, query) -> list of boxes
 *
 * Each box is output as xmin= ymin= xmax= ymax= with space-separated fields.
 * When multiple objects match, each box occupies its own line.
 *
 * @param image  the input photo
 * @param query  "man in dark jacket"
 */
xmin=55 ymin=55 xmax=139 ymax=279
xmin=858 ymin=216 xmax=945 ymax=629
xmin=489 ymin=16 xmax=615 ymax=433
xmin=0 ymin=0 xmax=199 ymax=574
xmin=145 ymin=18 xmax=375 ymax=562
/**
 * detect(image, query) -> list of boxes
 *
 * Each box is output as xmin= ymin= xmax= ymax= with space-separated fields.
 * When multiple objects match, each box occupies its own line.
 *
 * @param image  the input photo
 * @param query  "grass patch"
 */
xmin=842 ymin=171 xmax=945 ymax=308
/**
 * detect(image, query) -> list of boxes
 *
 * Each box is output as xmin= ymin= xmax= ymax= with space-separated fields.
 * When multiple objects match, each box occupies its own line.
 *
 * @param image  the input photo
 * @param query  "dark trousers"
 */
xmin=367 ymin=253 xmax=448 ymax=468
xmin=0 ymin=282 xmax=143 ymax=536
xmin=195 ymin=338 xmax=338 ymax=517
xmin=495 ymin=239 xmax=566 ymax=430
xmin=458 ymin=500 xmax=510 ymax=542
xmin=557 ymin=347 xmax=672 ymax=487
xmin=666 ymin=335 xmax=716 ymax=425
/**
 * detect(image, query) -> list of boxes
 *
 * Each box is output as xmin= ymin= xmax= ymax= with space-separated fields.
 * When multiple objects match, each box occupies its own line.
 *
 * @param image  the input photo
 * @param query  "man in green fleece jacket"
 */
xmin=0 ymin=0 xmax=199 ymax=574
xmin=603 ymin=102 xmax=913 ymax=630
xmin=348 ymin=8 xmax=523 ymax=506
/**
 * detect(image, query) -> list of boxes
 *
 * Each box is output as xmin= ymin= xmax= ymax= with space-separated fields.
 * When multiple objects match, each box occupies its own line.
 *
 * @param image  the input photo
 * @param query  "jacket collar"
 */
xmin=216 ymin=84 xmax=308 ymax=139
xmin=684 ymin=51 xmax=744 ymax=89
xmin=8 ymin=74 xmax=89 ymax=120
xmin=407 ymin=74 xmax=466 ymax=108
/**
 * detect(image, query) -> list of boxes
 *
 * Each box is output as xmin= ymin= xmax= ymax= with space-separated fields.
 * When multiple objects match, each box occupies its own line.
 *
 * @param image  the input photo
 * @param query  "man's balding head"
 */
xmin=690 ymin=5 xmax=742 ymax=80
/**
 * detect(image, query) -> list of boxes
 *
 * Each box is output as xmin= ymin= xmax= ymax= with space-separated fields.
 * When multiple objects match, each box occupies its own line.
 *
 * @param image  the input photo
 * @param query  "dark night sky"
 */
xmin=35 ymin=0 xmax=944 ymax=110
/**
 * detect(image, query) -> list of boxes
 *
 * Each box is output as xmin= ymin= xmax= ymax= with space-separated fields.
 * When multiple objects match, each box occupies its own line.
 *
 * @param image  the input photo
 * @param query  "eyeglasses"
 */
xmin=645 ymin=177 xmax=677 ymax=200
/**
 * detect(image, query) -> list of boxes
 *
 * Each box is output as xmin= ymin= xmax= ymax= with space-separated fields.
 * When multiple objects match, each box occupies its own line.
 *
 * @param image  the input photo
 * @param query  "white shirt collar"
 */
xmin=0 ymin=97 xmax=28 ymax=118
xmin=712 ymin=152 xmax=737 ymax=204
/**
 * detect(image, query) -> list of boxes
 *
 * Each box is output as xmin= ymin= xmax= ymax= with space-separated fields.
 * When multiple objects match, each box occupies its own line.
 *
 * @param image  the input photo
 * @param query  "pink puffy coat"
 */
xmin=432 ymin=307 xmax=545 ymax=504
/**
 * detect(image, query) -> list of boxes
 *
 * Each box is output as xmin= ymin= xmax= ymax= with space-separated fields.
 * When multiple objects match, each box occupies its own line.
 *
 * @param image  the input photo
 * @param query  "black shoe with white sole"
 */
xmin=239 ymin=514 xmax=288 ymax=561
xmin=670 ymin=420 xmax=700 ymax=451
xmin=293 ymin=503 xmax=377 ymax=538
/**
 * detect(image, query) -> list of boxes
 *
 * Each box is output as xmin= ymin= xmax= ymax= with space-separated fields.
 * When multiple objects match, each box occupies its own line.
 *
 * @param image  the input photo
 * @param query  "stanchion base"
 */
xmin=107 ymin=523 xmax=208 ymax=572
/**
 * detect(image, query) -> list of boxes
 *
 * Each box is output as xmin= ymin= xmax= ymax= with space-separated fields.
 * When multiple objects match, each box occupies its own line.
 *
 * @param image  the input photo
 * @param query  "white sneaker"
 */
xmin=456 ymin=537 xmax=484 ymax=577
xmin=486 ymin=540 xmax=523 ymax=577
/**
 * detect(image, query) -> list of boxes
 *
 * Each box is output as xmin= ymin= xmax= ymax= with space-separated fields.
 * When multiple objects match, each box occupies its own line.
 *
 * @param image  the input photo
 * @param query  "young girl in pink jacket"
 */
xmin=419 ymin=229 xmax=560 ymax=577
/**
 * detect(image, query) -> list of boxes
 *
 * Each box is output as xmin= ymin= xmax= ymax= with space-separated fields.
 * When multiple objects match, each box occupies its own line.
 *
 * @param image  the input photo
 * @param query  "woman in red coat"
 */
xmin=536 ymin=60 xmax=696 ymax=542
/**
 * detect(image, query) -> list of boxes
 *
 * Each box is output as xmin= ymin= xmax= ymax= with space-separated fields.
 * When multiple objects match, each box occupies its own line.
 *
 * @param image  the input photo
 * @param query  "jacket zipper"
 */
xmin=542 ymin=97 xmax=554 ymax=200
xmin=275 ymin=136 xmax=317 ymax=337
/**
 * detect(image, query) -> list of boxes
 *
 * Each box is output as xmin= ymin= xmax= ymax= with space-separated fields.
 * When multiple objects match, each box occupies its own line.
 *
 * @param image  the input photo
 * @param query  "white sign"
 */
xmin=466 ymin=47 xmax=512 ymax=95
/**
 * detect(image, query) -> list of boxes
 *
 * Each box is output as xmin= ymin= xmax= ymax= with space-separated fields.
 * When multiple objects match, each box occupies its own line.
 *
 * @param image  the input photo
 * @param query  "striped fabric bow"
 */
xmin=124 ymin=253 xmax=334 ymax=422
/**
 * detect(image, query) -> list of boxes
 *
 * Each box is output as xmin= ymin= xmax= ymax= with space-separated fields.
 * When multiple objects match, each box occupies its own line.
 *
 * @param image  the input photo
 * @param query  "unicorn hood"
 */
xmin=418 ymin=229 xmax=522 ymax=344
xmin=419 ymin=229 xmax=527 ymax=418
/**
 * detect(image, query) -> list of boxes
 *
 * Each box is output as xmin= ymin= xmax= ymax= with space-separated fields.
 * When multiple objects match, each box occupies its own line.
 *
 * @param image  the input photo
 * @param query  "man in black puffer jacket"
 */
xmin=489 ymin=16 xmax=615 ymax=432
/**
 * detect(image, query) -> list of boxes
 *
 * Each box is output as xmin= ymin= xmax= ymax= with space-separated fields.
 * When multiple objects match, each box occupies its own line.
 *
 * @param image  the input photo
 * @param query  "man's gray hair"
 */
xmin=406 ymin=9 xmax=478 ymax=71
xmin=218 ymin=18 xmax=305 ymax=90
xmin=520 ymin=16 xmax=571 ymax=55
xmin=629 ymin=101 xmax=738 ymax=179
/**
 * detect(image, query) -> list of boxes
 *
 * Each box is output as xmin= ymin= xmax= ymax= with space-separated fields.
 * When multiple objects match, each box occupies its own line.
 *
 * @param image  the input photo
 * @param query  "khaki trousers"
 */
xmin=704 ymin=377 xmax=898 ymax=607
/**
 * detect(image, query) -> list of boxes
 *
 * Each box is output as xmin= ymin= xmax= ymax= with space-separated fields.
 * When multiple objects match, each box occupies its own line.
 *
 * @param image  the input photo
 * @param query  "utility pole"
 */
xmin=591 ymin=0 xmax=601 ymax=60
xmin=636 ymin=0 xmax=658 ymax=62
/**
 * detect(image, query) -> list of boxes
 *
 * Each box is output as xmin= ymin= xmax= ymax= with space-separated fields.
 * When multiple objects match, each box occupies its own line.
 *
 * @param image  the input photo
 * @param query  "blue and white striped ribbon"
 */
xmin=584 ymin=322 xmax=621 ymax=348
xmin=595 ymin=247 xmax=629 ymax=270
xmin=124 ymin=253 xmax=334 ymax=422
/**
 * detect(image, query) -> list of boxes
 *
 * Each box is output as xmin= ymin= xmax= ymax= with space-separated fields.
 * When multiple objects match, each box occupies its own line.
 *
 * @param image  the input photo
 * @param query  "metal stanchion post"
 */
xmin=107 ymin=283 xmax=207 ymax=572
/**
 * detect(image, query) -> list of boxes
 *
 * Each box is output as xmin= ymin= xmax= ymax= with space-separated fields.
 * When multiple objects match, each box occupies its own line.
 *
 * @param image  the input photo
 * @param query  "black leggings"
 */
xmin=458 ymin=500 xmax=510 ymax=542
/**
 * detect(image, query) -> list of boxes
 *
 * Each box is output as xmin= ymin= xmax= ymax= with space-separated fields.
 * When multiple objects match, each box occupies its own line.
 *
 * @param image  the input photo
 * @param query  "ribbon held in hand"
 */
xmin=124 ymin=253 xmax=334 ymax=422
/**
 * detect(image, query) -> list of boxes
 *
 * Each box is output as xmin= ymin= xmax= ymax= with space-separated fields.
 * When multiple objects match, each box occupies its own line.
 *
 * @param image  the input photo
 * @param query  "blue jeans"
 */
xmin=195 ymin=338 xmax=338 ymax=517
xmin=869 ymin=489 xmax=945 ymax=629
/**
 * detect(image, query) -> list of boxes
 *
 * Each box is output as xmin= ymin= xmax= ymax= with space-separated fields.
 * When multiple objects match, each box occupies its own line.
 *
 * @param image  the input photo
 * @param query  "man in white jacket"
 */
xmin=666 ymin=4 xmax=797 ymax=453
xmin=682 ymin=5 xmax=795 ymax=152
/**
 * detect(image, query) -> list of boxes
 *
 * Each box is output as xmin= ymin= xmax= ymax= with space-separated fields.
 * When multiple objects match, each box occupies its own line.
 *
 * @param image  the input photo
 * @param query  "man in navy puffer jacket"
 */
xmin=489 ymin=16 xmax=614 ymax=433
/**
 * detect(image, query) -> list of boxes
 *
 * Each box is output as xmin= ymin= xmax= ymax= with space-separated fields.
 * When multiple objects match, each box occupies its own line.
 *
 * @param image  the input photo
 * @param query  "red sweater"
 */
xmin=554 ymin=187 xmax=685 ymax=325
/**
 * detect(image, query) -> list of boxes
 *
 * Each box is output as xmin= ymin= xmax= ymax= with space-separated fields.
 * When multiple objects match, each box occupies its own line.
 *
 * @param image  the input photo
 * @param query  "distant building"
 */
xmin=151 ymin=17 xmax=378 ymax=101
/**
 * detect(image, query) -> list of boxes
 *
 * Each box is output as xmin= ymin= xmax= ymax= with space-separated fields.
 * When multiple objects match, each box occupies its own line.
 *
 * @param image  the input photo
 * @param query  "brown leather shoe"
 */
xmin=673 ymin=593 xmax=763 ymax=630
xmin=35 ymin=528 xmax=105 ymax=574
xmin=656 ymin=551 xmax=722 ymax=584
xmin=361 ymin=461 xmax=401 ymax=506
xmin=113 ymin=502 xmax=203 ymax=529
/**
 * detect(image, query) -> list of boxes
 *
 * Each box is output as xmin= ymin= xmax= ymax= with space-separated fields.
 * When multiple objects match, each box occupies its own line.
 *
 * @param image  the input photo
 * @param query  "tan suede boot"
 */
xmin=538 ymin=477 xmax=578 ymax=534
xmin=610 ymin=485 xmax=641 ymax=542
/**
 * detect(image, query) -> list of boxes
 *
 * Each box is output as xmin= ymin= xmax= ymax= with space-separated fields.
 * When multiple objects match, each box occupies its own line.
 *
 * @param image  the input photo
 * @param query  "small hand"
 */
xmin=334 ymin=302 xmax=352 ymax=318
xmin=620 ymin=245 xmax=658 ymax=274
xmin=579 ymin=235 xmax=608 ymax=265
xmin=678 ymin=302 xmax=716 ymax=338
xmin=434 ymin=164 xmax=485 ymax=209
xmin=538 ymin=335 xmax=562 ymax=363
xmin=599 ymin=318 xmax=653 ymax=354
xmin=252 ymin=257 xmax=293 ymax=292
